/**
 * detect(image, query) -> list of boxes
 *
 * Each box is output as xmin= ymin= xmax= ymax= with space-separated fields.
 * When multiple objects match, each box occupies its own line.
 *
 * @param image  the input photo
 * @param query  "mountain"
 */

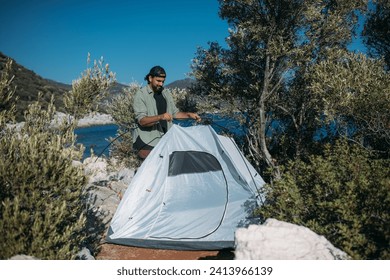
xmin=0 ymin=52 xmax=195 ymax=121
xmin=0 ymin=52 xmax=71 ymax=121
xmin=165 ymin=78 xmax=195 ymax=89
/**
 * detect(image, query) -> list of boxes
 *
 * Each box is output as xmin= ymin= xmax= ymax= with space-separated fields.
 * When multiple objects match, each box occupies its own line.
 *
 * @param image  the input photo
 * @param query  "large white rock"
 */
xmin=77 ymin=113 xmax=114 ymax=127
xmin=235 ymin=218 xmax=348 ymax=260
xmin=51 ymin=112 xmax=114 ymax=128
xmin=83 ymin=156 xmax=110 ymax=183
xmin=9 ymin=254 xmax=39 ymax=260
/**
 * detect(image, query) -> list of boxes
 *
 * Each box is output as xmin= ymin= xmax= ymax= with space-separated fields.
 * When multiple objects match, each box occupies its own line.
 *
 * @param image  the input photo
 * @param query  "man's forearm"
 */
xmin=139 ymin=113 xmax=173 ymax=127
xmin=139 ymin=115 xmax=162 ymax=127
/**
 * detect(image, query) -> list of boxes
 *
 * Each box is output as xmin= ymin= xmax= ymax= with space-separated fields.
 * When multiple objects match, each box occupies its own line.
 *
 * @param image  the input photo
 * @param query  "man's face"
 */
xmin=149 ymin=76 xmax=165 ymax=93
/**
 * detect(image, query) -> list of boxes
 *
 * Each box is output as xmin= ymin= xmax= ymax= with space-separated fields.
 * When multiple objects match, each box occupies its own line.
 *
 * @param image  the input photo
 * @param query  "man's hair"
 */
xmin=145 ymin=66 xmax=166 ymax=83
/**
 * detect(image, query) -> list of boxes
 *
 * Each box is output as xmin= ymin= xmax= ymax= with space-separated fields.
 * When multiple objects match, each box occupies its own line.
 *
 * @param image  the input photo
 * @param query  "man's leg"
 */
xmin=138 ymin=149 xmax=151 ymax=159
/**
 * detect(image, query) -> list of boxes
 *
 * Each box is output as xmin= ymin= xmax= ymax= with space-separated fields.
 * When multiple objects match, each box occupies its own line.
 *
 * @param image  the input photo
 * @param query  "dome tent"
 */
xmin=106 ymin=124 xmax=265 ymax=250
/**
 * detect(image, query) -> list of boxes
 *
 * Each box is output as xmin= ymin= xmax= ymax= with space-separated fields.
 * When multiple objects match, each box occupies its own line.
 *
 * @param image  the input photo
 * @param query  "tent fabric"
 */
xmin=106 ymin=124 xmax=265 ymax=250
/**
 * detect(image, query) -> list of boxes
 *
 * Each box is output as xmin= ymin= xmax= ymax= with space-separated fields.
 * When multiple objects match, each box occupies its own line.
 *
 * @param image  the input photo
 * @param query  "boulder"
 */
xmin=83 ymin=156 xmax=133 ymax=238
xmin=76 ymin=247 xmax=95 ymax=260
xmin=235 ymin=218 xmax=348 ymax=260
xmin=9 ymin=254 xmax=39 ymax=260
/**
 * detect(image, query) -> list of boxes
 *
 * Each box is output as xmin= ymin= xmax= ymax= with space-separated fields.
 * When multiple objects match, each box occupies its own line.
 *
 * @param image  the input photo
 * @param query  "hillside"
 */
xmin=0 ymin=52 xmax=130 ymax=121
xmin=0 ymin=52 xmax=71 ymax=121
xmin=165 ymin=78 xmax=195 ymax=89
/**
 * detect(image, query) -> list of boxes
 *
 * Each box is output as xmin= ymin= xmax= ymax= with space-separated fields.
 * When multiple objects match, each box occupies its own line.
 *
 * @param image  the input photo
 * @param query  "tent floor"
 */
xmin=96 ymin=243 xmax=235 ymax=260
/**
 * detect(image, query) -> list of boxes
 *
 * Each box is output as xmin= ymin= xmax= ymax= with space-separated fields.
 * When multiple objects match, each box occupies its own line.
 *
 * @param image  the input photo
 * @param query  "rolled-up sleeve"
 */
xmin=133 ymin=91 xmax=148 ymax=122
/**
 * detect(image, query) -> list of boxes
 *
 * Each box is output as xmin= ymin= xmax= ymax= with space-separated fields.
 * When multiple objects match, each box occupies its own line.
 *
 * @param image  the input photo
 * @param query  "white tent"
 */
xmin=106 ymin=124 xmax=265 ymax=250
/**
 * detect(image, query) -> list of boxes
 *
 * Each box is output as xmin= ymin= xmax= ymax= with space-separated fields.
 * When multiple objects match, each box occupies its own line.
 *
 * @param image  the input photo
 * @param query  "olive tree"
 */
xmin=190 ymin=1 xmax=389 ymax=260
xmin=190 ymin=0 xmax=367 ymax=176
xmin=363 ymin=0 xmax=390 ymax=68
xmin=308 ymin=50 xmax=390 ymax=155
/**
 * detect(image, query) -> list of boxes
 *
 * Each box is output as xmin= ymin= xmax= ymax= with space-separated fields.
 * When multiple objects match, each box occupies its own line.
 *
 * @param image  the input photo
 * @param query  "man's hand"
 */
xmin=188 ymin=112 xmax=201 ymax=122
xmin=160 ymin=112 xmax=173 ymax=122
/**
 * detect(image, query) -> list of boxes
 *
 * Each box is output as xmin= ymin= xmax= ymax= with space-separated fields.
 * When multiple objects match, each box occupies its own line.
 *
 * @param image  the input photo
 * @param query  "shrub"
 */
xmin=0 ymin=54 xmax=115 ymax=259
xmin=0 ymin=99 xmax=87 ymax=259
xmin=106 ymin=83 xmax=140 ymax=168
xmin=0 ymin=58 xmax=17 ymax=128
xmin=64 ymin=54 xmax=115 ymax=119
xmin=257 ymin=140 xmax=390 ymax=259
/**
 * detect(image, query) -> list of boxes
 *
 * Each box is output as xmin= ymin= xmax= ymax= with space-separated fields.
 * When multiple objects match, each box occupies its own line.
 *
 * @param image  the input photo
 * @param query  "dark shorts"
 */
xmin=133 ymin=136 xmax=154 ymax=152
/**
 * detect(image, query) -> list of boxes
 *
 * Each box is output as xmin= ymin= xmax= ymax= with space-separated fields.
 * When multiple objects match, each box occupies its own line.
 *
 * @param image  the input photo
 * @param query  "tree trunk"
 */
xmin=258 ymin=54 xmax=281 ymax=180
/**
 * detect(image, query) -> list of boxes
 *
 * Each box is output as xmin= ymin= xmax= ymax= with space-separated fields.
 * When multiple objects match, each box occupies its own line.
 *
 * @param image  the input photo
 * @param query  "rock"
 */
xmin=9 ymin=254 xmax=39 ymax=260
xmin=77 ymin=113 xmax=114 ymax=127
xmin=86 ymin=182 xmax=127 ymax=226
xmin=82 ymin=156 xmax=134 ymax=244
xmin=117 ymin=167 xmax=135 ymax=185
xmin=76 ymin=247 xmax=95 ymax=260
xmin=234 ymin=218 xmax=348 ymax=260
xmin=51 ymin=112 xmax=114 ymax=128
xmin=83 ymin=156 xmax=110 ymax=184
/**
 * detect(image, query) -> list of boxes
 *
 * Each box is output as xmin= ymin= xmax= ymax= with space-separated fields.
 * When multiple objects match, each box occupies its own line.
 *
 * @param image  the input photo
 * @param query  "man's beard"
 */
xmin=152 ymin=84 xmax=164 ymax=93
xmin=152 ymin=85 xmax=164 ymax=93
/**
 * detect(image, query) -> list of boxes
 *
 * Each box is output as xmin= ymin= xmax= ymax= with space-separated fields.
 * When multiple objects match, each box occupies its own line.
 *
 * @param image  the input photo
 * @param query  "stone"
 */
xmin=9 ymin=254 xmax=39 ymax=260
xmin=76 ymin=247 xmax=95 ymax=260
xmin=234 ymin=218 xmax=348 ymax=260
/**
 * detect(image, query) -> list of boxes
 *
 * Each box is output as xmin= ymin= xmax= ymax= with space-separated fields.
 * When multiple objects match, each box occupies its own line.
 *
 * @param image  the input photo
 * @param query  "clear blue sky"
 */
xmin=1 ymin=0 xmax=366 ymax=86
xmin=0 ymin=0 xmax=229 ymax=85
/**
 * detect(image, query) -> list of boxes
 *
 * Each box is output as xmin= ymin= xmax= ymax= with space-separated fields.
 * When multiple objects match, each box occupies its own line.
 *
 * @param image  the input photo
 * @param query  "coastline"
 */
xmin=76 ymin=112 xmax=115 ymax=127
xmin=5 ymin=112 xmax=116 ymax=133
xmin=51 ymin=112 xmax=115 ymax=128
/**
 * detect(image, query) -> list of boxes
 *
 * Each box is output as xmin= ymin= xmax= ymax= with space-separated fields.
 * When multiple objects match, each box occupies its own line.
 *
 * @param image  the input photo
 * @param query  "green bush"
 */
xmin=0 ymin=100 xmax=87 ymax=259
xmin=105 ymin=83 xmax=140 ymax=168
xmin=0 ymin=54 xmax=115 ymax=259
xmin=257 ymin=140 xmax=390 ymax=259
xmin=0 ymin=58 xmax=17 ymax=128
xmin=64 ymin=54 xmax=115 ymax=119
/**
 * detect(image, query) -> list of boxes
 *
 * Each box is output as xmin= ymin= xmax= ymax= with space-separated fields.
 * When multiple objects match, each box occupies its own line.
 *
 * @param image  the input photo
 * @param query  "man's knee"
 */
xmin=138 ymin=149 xmax=151 ymax=159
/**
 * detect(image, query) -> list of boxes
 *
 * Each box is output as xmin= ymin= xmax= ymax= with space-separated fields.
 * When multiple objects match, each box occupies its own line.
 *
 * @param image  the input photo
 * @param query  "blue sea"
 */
xmin=74 ymin=124 xmax=119 ymax=159
xmin=74 ymin=115 xmax=246 ymax=159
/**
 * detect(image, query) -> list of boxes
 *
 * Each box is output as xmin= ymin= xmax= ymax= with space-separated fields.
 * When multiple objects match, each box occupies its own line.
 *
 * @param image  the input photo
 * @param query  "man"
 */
xmin=133 ymin=66 xmax=201 ymax=159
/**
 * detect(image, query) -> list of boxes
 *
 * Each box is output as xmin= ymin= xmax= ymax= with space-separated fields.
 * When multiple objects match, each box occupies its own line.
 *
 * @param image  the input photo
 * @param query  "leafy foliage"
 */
xmin=0 ymin=58 xmax=17 ymax=128
xmin=0 ymin=99 xmax=87 ymax=259
xmin=363 ymin=0 xmax=390 ymax=68
xmin=0 ymin=54 xmax=115 ymax=259
xmin=64 ymin=54 xmax=115 ymax=119
xmin=308 ymin=50 xmax=390 ymax=154
xmin=191 ymin=0 xmax=368 ymax=173
xmin=106 ymin=83 xmax=140 ymax=168
xmin=257 ymin=140 xmax=390 ymax=259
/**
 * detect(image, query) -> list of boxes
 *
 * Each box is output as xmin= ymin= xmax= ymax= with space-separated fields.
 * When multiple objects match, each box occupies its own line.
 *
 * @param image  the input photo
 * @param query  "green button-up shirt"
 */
xmin=132 ymin=85 xmax=179 ymax=147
